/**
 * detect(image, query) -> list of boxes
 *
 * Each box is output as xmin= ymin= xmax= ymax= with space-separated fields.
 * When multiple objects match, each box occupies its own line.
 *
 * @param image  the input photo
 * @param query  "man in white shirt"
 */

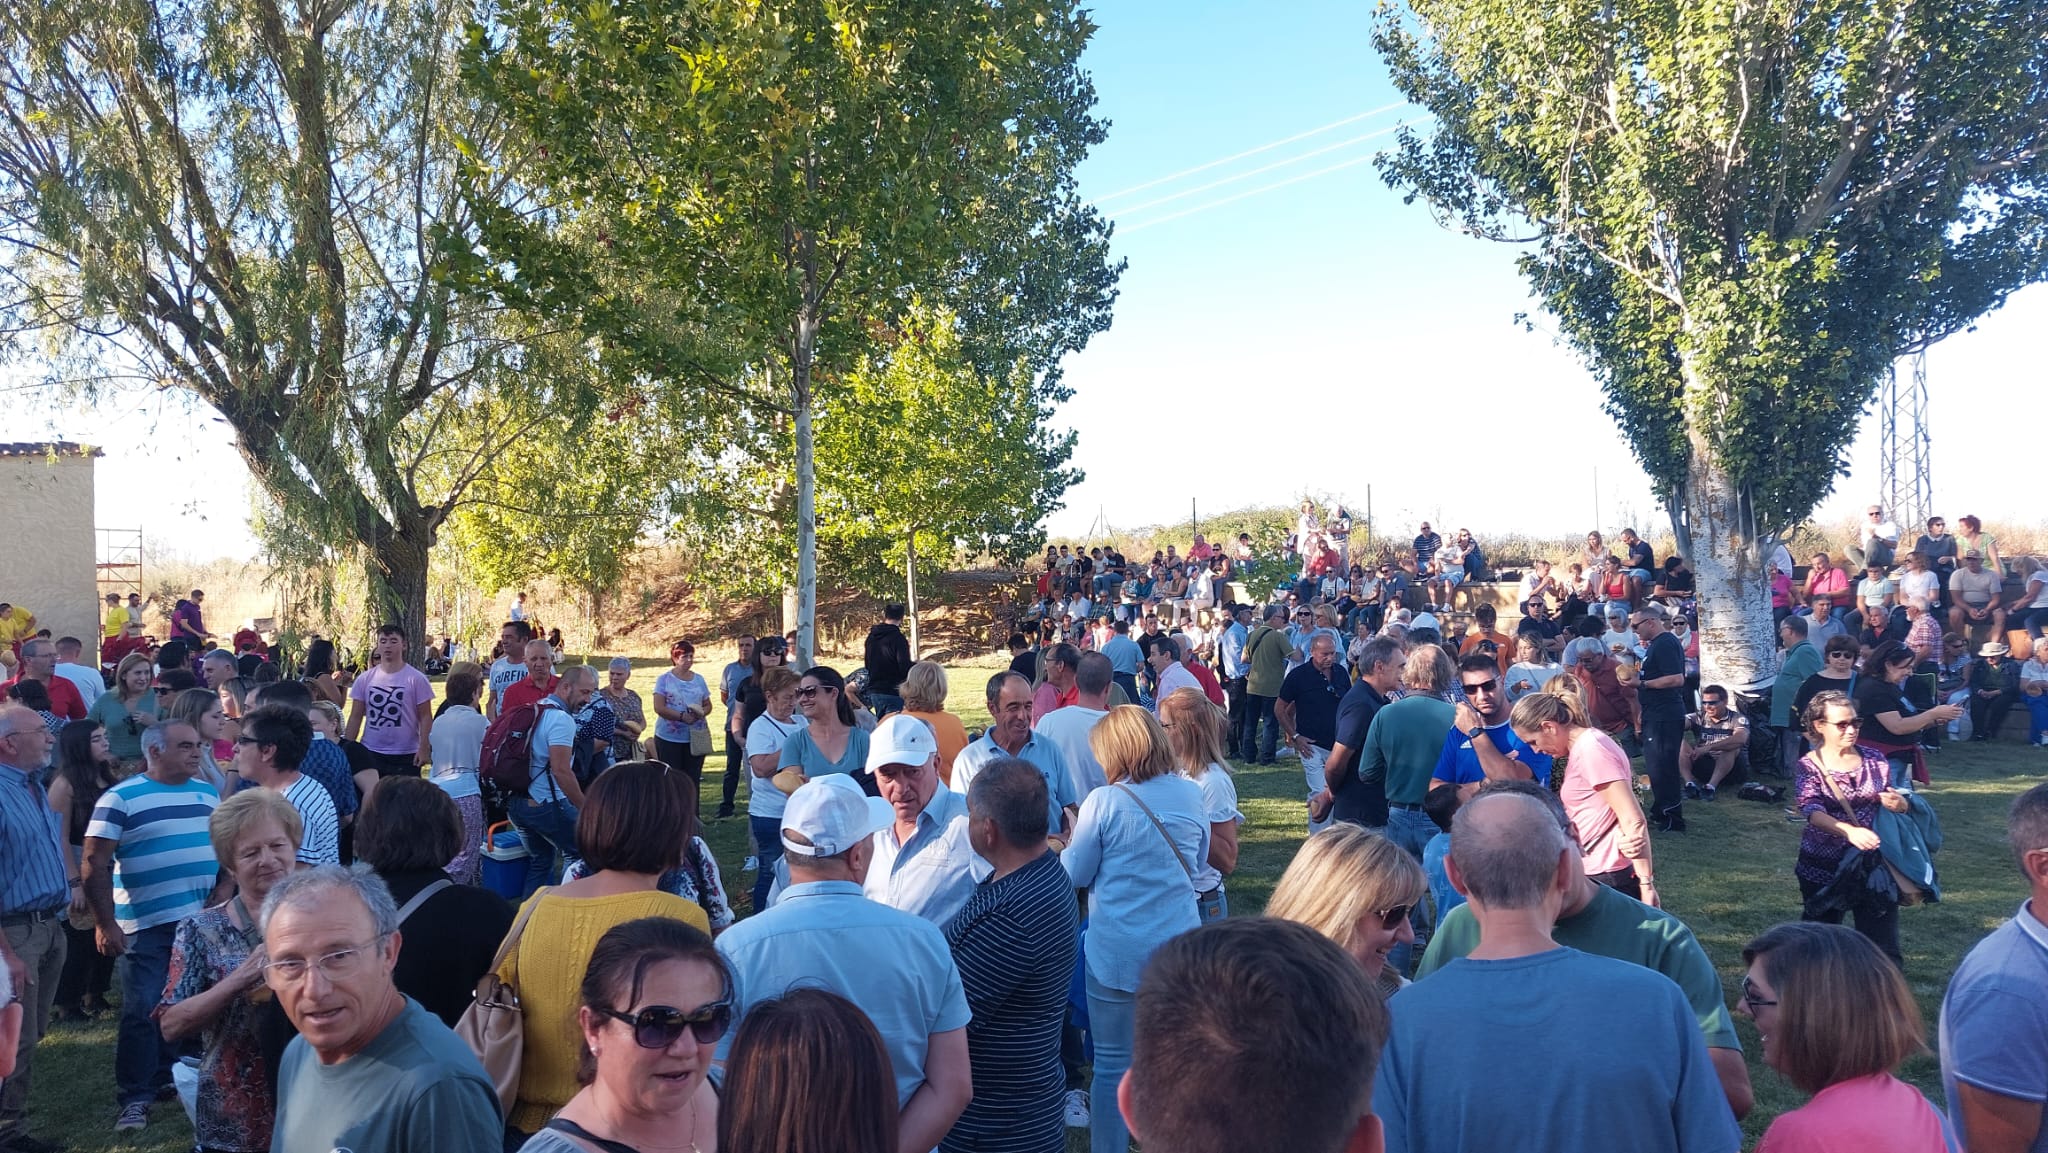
xmin=1035 ymin=653 xmax=1114 ymax=801
xmin=486 ymin=620 xmax=531 ymax=720
xmin=863 ymin=715 xmax=986 ymax=925
xmin=1148 ymin=634 xmax=1201 ymax=706
xmin=1852 ymin=505 xmax=1900 ymax=571
xmin=51 ymin=637 xmax=104 ymax=709
xmin=1517 ymin=560 xmax=1557 ymax=613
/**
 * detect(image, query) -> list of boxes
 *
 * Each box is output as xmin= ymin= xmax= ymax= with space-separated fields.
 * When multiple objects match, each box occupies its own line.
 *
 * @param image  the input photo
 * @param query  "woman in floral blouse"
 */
xmin=158 ymin=789 xmax=303 ymax=1153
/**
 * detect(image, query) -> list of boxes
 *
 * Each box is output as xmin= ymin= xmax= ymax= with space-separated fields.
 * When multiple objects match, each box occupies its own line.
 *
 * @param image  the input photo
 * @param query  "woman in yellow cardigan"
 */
xmin=497 ymin=761 xmax=711 ymax=1140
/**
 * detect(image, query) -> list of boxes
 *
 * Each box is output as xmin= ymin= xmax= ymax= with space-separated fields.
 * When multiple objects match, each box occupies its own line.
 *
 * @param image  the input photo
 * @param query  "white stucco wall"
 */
xmin=0 ymin=450 xmax=98 ymax=655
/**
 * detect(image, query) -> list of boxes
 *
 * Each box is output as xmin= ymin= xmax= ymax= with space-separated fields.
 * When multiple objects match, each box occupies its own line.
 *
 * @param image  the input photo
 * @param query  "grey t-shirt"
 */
xmin=270 ymin=997 xmax=501 ymax=1153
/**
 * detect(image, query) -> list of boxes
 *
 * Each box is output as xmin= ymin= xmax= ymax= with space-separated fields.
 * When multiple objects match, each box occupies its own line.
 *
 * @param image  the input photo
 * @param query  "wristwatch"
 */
xmin=1466 ymin=727 xmax=1486 ymax=743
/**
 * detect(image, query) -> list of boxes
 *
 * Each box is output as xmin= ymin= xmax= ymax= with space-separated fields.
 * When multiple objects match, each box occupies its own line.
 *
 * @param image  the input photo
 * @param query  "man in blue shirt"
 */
xmin=717 ymin=774 xmax=972 ymax=1153
xmin=864 ymin=714 xmax=987 ymax=925
xmin=1377 ymin=791 xmax=1741 ymax=1153
xmin=1217 ymin=604 xmax=1251 ymax=758
xmin=954 ymin=673 xmax=1077 ymax=838
xmin=0 ymin=704 xmax=67 ymax=1152
xmin=1097 ymin=620 xmax=1144 ymax=706
xmin=1430 ymin=651 xmax=1555 ymax=799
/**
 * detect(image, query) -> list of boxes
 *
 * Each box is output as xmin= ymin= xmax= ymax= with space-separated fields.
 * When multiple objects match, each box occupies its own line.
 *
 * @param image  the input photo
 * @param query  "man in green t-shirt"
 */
xmin=1417 ymin=780 xmax=1754 ymax=1121
xmin=1242 ymin=605 xmax=1292 ymax=765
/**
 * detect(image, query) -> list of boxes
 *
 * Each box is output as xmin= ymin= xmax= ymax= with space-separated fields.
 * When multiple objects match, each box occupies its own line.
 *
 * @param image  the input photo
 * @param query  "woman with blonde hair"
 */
xmin=88 ymin=651 xmax=158 ymax=765
xmin=898 ymin=660 xmax=969 ymax=783
xmin=167 ymin=686 xmax=232 ymax=792
xmin=1157 ymin=688 xmax=1242 ymax=922
xmin=1267 ymin=824 xmax=1428 ymax=998
xmin=1510 ymin=682 xmax=1658 ymax=906
xmin=1063 ymin=705 xmax=1209 ymax=1153
xmin=1739 ymin=921 xmax=1943 ymax=1151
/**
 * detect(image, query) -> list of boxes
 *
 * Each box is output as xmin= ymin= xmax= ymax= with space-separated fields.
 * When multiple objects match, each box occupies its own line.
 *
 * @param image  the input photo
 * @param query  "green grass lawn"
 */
xmin=26 ymin=649 xmax=2048 ymax=1151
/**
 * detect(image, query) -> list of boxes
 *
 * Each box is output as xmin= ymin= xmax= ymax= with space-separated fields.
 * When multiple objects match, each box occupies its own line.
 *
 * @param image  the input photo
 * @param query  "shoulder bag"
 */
xmin=1115 ymin=782 xmax=1201 ymax=906
xmin=1812 ymin=757 xmax=1926 ymax=906
xmin=455 ymin=885 xmax=548 ymax=1115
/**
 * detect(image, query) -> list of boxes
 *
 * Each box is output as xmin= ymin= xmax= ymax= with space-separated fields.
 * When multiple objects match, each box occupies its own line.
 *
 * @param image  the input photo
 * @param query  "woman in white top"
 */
xmin=2007 ymin=555 xmax=2048 ymax=643
xmin=743 ymin=666 xmax=806 ymax=912
xmin=429 ymin=665 xmax=490 ymax=883
xmin=1157 ymin=688 xmax=1241 ymax=922
xmin=1505 ymin=633 xmax=1561 ymax=704
xmin=2020 ymin=639 xmax=2048 ymax=747
xmin=651 ymin=639 xmax=713 ymax=784
xmin=1063 ymin=706 xmax=1208 ymax=1153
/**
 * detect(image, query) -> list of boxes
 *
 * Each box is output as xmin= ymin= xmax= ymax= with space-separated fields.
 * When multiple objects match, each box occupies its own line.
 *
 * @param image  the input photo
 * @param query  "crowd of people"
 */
xmin=0 ymin=502 xmax=2044 ymax=1153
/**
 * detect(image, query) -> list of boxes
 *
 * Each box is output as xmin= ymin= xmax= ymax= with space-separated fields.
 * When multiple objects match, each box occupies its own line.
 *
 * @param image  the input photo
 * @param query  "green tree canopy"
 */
xmin=461 ymin=0 xmax=1120 ymax=665
xmin=1374 ymin=0 xmax=2048 ymax=685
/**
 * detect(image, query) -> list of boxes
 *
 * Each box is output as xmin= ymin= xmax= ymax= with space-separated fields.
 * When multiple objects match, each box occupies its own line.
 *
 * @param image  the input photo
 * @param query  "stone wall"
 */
xmin=0 ymin=446 xmax=99 ymax=656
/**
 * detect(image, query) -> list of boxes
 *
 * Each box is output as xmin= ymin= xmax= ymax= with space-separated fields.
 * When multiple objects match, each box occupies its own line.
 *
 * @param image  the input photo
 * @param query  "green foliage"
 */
xmin=0 ymin=0 xmax=603 ymax=649
xmin=459 ymin=0 xmax=1121 ymax=656
xmin=1375 ymin=0 xmax=2048 ymax=536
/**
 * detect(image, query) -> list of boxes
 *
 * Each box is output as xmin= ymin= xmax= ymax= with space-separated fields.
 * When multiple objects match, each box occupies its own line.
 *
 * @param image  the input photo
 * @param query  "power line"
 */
xmin=1087 ymin=101 xmax=1408 ymax=206
xmin=1109 ymin=125 xmax=1405 ymax=219
xmin=1118 ymin=150 xmax=1385 ymax=234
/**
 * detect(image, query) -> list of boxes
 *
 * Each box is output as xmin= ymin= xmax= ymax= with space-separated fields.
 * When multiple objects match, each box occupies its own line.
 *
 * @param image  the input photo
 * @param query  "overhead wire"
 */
xmin=1117 ymin=149 xmax=1387 ymax=234
xmin=1107 ymin=124 xmax=1404 ymax=218
xmin=1085 ymin=101 xmax=1407 ymax=207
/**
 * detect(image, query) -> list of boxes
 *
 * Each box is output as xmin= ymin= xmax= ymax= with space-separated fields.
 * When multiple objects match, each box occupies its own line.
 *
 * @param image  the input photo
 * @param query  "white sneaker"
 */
xmin=742 ymin=855 xmax=759 ymax=873
xmin=1064 ymin=1088 xmax=1090 ymax=1128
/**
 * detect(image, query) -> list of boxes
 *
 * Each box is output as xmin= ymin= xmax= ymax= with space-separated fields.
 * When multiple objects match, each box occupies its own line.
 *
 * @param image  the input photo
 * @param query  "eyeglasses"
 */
xmin=1740 ymin=977 xmax=1778 ymax=1012
xmin=1371 ymin=903 xmax=1414 ymax=930
xmin=153 ymin=686 xmax=174 ymax=695
xmin=1461 ymin=679 xmax=1499 ymax=695
xmin=599 ymin=999 xmax=733 ymax=1048
xmin=1821 ymin=718 xmax=1861 ymax=731
xmin=263 ymin=938 xmax=387 ymax=984
xmin=795 ymin=686 xmax=829 ymax=699
xmin=234 ymin=735 xmax=263 ymax=746
xmin=1826 ymin=651 xmax=1855 ymax=660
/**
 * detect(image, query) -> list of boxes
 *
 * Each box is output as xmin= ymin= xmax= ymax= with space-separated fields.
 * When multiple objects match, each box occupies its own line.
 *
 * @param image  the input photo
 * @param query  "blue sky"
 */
xmin=30 ymin=0 xmax=2047 ymax=560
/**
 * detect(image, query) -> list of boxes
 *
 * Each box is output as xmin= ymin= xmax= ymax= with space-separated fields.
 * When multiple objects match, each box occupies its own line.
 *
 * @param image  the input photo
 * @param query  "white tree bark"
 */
xmin=905 ymin=532 xmax=920 ymax=660
xmin=794 ymin=386 xmax=817 ymax=671
xmin=1680 ymin=419 xmax=1778 ymax=695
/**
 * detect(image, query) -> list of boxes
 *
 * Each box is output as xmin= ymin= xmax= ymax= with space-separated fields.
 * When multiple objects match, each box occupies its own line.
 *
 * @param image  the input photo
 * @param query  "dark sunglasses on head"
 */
xmin=599 ymin=1000 xmax=732 ymax=1048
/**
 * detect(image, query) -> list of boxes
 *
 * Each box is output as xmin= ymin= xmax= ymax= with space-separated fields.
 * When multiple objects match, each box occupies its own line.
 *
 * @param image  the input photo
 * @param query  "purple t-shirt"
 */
xmin=348 ymin=664 xmax=435 ymax=756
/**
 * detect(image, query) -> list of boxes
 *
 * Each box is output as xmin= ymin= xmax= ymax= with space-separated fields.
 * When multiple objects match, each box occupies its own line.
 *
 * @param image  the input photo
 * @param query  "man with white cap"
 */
xmin=864 ymin=713 xmax=989 ymax=926
xmin=715 ymin=774 xmax=973 ymax=1152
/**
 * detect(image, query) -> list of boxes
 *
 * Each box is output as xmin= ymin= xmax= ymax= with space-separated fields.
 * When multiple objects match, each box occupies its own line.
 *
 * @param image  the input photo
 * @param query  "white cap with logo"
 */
xmin=866 ymin=713 xmax=940 ymax=772
xmin=779 ymin=774 xmax=893 ymax=859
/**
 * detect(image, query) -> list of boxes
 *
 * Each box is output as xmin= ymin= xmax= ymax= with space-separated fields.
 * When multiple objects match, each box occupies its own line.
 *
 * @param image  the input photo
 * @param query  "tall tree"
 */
xmin=0 ymin=0 xmax=596 ymax=651
xmin=1374 ymin=0 xmax=2048 ymax=688
xmin=463 ymin=0 xmax=1120 ymax=666
xmin=815 ymin=302 xmax=1081 ymax=654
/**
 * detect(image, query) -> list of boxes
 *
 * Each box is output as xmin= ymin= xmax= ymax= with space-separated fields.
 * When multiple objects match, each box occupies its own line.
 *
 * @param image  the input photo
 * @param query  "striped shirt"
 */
xmin=85 ymin=774 xmax=221 ymax=933
xmin=942 ymin=850 xmax=1081 ymax=1152
xmin=0 ymin=761 xmax=70 ymax=916
xmin=281 ymin=774 xmax=340 ymax=866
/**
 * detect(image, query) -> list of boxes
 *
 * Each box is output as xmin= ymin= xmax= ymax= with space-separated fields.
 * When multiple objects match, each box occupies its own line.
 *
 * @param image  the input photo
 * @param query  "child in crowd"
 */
xmin=1422 ymin=783 xmax=1464 ymax=922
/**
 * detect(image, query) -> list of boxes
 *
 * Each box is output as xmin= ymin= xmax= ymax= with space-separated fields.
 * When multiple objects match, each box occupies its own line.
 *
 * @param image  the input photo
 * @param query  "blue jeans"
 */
xmin=1386 ymin=807 xmax=1441 ymax=971
xmin=1085 ymin=973 xmax=1136 ymax=1153
xmin=508 ymin=794 xmax=580 ymax=897
xmin=1197 ymin=887 xmax=1228 ymax=923
xmin=1111 ymin=672 xmax=1140 ymax=707
xmin=750 ymin=815 xmax=785 ymax=912
xmin=115 ymin=923 xmax=178 ymax=1106
xmin=868 ymin=692 xmax=905 ymax=719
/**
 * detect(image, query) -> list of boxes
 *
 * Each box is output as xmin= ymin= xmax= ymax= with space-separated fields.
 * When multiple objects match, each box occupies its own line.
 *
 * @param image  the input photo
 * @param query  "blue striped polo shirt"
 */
xmin=0 ymin=761 xmax=70 ymax=916
xmin=85 ymin=774 xmax=221 ymax=933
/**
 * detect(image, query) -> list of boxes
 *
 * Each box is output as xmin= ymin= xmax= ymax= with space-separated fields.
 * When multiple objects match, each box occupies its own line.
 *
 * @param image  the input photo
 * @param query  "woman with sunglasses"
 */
xmin=726 ymin=637 xmax=788 ymax=762
xmin=1791 ymin=634 xmax=1861 ymax=731
xmin=1266 ymin=823 xmax=1426 ymax=998
xmin=776 ymin=666 xmax=872 ymax=794
xmin=498 ymin=762 xmax=712 ymax=1141
xmin=1510 ymin=681 xmax=1657 ymax=904
xmin=520 ymin=917 xmax=728 ymax=1153
xmin=1795 ymin=691 xmax=1912 ymax=964
xmin=1738 ymin=922 xmax=1945 ymax=1152
xmin=87 ymin=652 xmax=157 ymax=766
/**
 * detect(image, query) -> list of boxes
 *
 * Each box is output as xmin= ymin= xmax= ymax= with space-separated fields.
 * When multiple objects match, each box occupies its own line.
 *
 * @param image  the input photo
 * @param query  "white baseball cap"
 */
xmin=780 ymin=774 xmax=892 ymax=859
xmin=866 ymin=713 xmax=939 ymax=772
xmin=1409 ymin=612 xmax=1440 ymax=633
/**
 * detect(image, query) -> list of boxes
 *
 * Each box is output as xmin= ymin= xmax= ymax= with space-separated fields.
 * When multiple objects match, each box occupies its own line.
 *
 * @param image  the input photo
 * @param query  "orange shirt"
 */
xmin=1460 ymin=630 xmax=1516 ymax=675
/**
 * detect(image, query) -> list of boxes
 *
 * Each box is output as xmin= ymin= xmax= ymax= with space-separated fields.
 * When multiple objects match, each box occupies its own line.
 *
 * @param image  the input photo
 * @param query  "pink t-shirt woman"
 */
xmin=1560 ymin=727 xmax=1635 ymax=875
xmin=1755 ymin=1072 xmax=1947 ymax=1153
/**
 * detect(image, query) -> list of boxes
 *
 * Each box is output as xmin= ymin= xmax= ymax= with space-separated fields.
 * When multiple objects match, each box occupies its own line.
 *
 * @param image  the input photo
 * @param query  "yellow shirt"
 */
xmin=0 ymin=606 xmax=33 ymax=645
xmin=499 ymin=888 xmax=709 ymax=1134
xmin=104 ymin=605 xmax=128 ymax=639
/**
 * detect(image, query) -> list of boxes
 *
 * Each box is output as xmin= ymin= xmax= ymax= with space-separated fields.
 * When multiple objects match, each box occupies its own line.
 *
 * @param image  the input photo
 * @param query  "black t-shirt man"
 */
xmin=1626 ymin=539 xmax=1655 ymax=573
xmin=1278 ymin=660 xmax=1350 ymax=748
xmin=1329 ymin=680 xmax=1390 ymax=827
xmin=1638 ymin=630 xmax=1688 ymax=719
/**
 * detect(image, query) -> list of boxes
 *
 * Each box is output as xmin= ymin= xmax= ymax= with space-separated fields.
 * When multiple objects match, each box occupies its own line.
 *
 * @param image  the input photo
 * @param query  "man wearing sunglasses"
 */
xmin=265 ymin=867 xmax=501 ymax=1153
xmin=1380 ymin=789 xmax=1745 ymax=1153
xmin=1417 ymin=781 xmax=1754 ymax=1121
xmin=716 ymin=774 xmax=972 ymax=1153
xmin=1428 ymin=653 xmax=1555 ymax=801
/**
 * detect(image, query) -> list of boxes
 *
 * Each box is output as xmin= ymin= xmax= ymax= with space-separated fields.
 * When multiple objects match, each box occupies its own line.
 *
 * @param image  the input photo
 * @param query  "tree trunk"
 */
xmin=905 ymin=532 xmax=920 ymax=660
xmin=793 ymin=366 xmax=818 ymax=671
xmin=366 ymin=527 xmax=432 ymax=664
xmin=1681 ymin=431 xmax=1778 ymax=695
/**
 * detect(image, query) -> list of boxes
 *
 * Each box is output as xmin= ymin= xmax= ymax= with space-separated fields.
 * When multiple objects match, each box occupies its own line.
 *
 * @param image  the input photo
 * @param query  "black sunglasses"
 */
xmin=1461 ymin=678 xmax=1500 ymax=695
xmin=1372 ymin=903 xmax=1414 ymax=930
xmin=599 ymin=999 xmax=733 ymax=1048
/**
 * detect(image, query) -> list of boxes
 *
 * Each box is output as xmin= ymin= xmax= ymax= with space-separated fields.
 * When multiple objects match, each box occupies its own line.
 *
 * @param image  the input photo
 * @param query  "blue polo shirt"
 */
xmin=0 ymin=761 xmax=69 ymax=916
xmin=1098 ymin=636 xmax=1143 ymax=676
xmin=1431 ymin=720 xmax=1555 ymax=787
xmin=717 ymin=881 xmax=971 ymax=1107
xmin=864 ymin=784 xmax=990 ymax=926
xmin=951 ymin=731 xmax=1077 ymax=834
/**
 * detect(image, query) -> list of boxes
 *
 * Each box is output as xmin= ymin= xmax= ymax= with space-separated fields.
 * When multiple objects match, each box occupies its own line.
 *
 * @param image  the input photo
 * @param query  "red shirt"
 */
xmin=1 ymin=673 xmax=85 ymax=720
xmin=500 ymin=674 xmax=559 ymax=715
xmin=1187 ymin=661 xmax=1227 ymax=707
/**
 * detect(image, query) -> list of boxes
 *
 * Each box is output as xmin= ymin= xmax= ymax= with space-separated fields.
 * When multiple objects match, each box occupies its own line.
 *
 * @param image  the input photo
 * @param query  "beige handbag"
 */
xmin=456 ymin=886 xmax=548 ymax=1116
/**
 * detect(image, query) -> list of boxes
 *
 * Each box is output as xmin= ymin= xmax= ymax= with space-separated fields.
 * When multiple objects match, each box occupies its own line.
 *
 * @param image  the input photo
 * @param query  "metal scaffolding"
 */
xmin=1878 ymin=353 xmax=1933 ymax=539
xmin=97 ymin=528 xmax=145 ymax=599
